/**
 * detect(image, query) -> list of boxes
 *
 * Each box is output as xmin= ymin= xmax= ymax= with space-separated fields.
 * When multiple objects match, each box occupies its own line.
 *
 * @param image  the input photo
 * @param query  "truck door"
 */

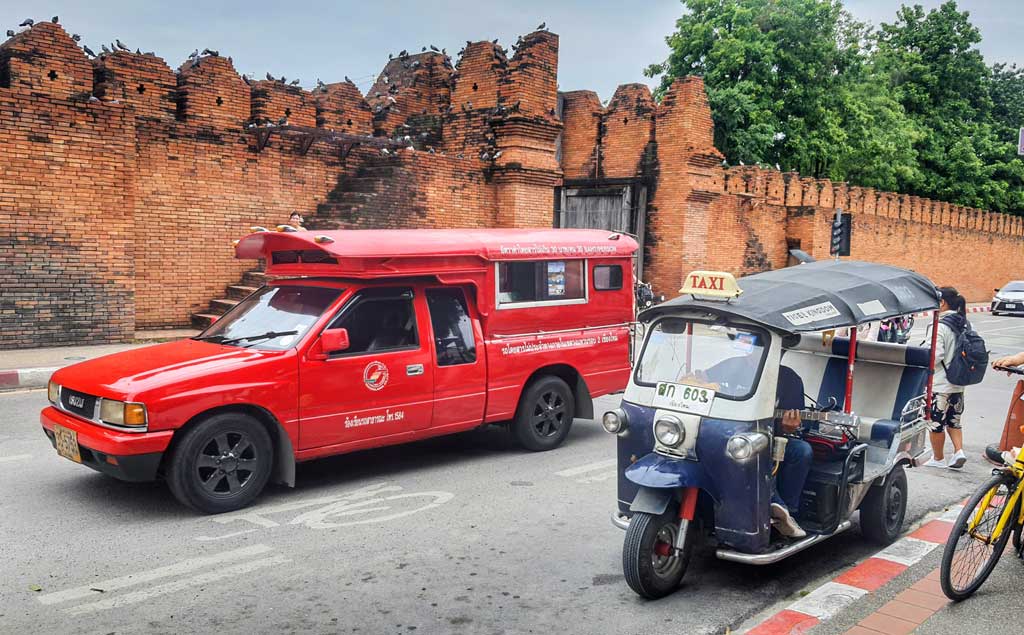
xmin=298 ymin=286 xmax=434 ymax=450
xmin=425 ymin=287 xmax=487 ymax=430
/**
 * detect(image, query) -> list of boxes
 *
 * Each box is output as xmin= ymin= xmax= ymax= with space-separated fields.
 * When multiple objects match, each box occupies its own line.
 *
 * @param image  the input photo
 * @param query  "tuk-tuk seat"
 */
xmin=782 ymin=336 xmax=931 ymax=448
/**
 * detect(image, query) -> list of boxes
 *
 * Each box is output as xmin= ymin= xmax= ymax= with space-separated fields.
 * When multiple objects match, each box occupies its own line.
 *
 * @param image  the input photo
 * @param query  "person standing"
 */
xmin=922 ymin=287 xmax=969 ymax=470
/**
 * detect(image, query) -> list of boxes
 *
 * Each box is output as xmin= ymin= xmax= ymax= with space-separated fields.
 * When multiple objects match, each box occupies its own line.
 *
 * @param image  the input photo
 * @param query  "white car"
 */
xmin=993 ymin=281 xmax=1024 ymax=316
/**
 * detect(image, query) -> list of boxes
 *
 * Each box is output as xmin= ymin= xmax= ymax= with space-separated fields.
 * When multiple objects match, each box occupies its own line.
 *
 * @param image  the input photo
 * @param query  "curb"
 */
xmin=0 ymin=367 xmax=60 ymax=391
xmin=741 ymin=506 xmax=960 ymax=635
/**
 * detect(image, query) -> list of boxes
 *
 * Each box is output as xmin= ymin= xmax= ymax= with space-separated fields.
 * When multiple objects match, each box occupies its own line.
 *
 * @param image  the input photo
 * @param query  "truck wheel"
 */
xmin=511 ymin=376 xmax=574 ymax=451
xmin=166 ymin=412 xmax=273 ymax=514
xmin=859 ymin=466 xmax=907 ymax=544
xmin=622 ymin=508 xmax=693 ymax=599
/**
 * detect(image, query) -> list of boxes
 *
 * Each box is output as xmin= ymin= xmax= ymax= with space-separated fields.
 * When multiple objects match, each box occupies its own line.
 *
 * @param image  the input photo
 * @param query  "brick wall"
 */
xmin=2 ymin=19 xmax=1022 ymax=349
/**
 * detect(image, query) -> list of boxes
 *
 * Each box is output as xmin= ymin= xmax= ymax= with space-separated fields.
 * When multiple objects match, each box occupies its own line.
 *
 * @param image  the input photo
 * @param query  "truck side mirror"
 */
xmin=320 ymin=328 xmax=350 ymax=354
xmin=995 ymin=288 xmax=1001 ymax=293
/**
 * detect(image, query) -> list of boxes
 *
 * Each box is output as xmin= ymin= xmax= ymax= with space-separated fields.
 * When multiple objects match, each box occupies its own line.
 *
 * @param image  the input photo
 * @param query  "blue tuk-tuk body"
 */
xmin=606 ymin=262 xmax=940 ymax=599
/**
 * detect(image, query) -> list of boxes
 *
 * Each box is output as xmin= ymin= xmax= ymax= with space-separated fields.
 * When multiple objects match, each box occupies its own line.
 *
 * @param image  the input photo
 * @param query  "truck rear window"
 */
xmin=497 ymin=260 xmax=585 ymax=307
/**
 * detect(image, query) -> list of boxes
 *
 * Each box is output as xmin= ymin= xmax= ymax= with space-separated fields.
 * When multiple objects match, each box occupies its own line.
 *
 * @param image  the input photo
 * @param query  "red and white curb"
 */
xmin=742 ymin=507 xmax=961 ymax=635
xmin=0 ymin=367 xmax=59 ymax=391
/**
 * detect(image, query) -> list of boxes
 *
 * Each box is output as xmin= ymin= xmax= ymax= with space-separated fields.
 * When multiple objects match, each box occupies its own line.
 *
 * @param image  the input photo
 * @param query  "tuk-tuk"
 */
xmin=602 ymin=261 xmax=942 ymax=598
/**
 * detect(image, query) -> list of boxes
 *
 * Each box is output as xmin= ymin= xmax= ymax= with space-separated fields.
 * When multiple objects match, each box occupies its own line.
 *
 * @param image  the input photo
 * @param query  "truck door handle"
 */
xmin=406 ymin=364 xmax=424 ymax=376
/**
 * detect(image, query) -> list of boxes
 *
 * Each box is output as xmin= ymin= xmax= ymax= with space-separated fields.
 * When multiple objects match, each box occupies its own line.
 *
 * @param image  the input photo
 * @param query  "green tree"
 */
xmin=988 ymin=63 xmax=1024 ymax=212
xmin=646 ymin=0 xmax=919 ymax=189
xmin=873 ymin=1 xmax=1022 ymax=212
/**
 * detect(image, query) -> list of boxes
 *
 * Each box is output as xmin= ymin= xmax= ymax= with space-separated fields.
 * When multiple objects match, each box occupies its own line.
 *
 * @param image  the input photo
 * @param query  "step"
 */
xmin=227 ymin=284 xmax=259 ymax=300
xmin=242 ymin=271 xmax=269 ymax=288
xmin=338 ymin=177 xmax=380 ymax=193
xmin=357 ymin=165 xmax=403 ymax=178
xmin=191 ymin=313 xmax=220 ymax=330
xmin=325 ymin=191 xmax=378 ymax=204
xmin=209 ymin=298 xmax=239 ymax=314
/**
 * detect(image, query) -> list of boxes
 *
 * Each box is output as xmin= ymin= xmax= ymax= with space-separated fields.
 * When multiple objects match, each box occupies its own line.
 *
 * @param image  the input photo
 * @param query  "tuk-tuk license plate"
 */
xmin=53 ymin=424 xmax=82 ymax=463
xmin=653 ymin=382 xmax=715 ymax=416
xmin=1007 ymin=304 xmax=1017 ymax=309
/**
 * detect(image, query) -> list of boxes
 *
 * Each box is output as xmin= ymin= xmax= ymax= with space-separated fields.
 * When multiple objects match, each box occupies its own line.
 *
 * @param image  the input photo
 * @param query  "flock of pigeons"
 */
xmin=6 ymin=17 xmax=551 ymax=161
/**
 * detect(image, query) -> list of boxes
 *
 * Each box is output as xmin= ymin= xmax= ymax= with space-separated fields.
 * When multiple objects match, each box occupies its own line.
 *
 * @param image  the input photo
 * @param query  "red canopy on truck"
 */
xmin=235 ymin=228 xmax=638 ymax=279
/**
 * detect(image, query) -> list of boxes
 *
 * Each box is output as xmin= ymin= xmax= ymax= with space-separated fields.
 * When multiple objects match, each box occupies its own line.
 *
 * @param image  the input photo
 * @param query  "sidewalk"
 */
xmin=742 ymin=501 xmax=1019 ymax=635
xmin=0 ymin=329 xmax=197 ymax=391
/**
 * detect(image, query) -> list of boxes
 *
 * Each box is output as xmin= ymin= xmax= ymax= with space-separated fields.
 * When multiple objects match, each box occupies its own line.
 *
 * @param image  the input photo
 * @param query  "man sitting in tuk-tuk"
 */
xmin=773 ymin=365 xmax=812 ymax=539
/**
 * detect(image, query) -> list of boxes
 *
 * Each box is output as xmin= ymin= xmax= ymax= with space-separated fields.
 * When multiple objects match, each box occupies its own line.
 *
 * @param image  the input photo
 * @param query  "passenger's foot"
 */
xmin=948 ymin=449 xmax=967 ymax=470
xmin=770 ymin=503 xmax=807 ymax=539
xmin=985 ymin=444 xmax=1007 ymax=466
xmin=923 ymin=455 xmax=947 ymax=469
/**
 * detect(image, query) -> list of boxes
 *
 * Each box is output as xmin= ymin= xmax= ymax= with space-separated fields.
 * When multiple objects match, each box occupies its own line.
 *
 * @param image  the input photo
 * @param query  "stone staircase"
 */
xmin=190 ymin=155 xmax=415 ymax=330
xmin=190 ymin=269 xmax=269 ymax=330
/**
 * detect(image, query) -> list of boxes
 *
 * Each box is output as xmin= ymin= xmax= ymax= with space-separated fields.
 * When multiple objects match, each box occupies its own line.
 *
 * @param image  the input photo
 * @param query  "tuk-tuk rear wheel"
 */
xmin=859 ymin=466 xmax=908 ymax=544
xmin=622 ymin=508 xmax=694 ymax=599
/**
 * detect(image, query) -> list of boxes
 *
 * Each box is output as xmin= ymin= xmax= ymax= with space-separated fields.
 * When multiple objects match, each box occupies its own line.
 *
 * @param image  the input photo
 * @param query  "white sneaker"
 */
xmin=923 ymin=455 xmax=947 ymax=468
xmin=948 ymin=450 xmax=967 ymax=470
xmin=771 ymin=503 xmax=807 ymax=539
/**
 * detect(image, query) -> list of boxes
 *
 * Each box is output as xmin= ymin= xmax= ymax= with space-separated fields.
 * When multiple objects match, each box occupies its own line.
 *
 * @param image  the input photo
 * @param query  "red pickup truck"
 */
xmin=41 ymin=228 xmax=638 ymax=513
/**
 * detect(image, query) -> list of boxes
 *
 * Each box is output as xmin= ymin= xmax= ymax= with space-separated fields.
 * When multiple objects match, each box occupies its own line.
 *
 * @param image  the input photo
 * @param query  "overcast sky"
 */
xmin=2 ymin=1 xmax=1020 ymax=100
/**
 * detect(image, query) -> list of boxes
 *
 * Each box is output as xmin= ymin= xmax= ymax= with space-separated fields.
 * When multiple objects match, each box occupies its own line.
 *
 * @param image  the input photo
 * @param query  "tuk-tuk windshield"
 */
xmin=636 ymin=318 xmax=768 ymax=399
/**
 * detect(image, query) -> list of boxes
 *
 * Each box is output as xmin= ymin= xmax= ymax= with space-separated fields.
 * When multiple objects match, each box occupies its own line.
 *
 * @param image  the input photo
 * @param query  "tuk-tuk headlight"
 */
xmin=602 ymin=409 xmax=627 ymax=434
xmin=726 ymin=432 xmax=769 ymax=462
xmin=654 ymin=416 xmax=685 ymax=448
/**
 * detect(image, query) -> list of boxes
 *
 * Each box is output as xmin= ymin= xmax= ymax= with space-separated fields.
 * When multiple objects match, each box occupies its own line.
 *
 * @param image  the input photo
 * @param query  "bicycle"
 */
xmin=940 ymin=365 xmax=1024 ymax=600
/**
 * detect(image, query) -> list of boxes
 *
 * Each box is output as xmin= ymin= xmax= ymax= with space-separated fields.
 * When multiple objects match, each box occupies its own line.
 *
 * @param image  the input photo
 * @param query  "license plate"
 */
xmin=1006 ymin=304 xmax=1017 ymax=309
xmin=53 ymin=424 xmax=82 ymax=463
xmin=652 ymin=382 xmax=716 ymax=416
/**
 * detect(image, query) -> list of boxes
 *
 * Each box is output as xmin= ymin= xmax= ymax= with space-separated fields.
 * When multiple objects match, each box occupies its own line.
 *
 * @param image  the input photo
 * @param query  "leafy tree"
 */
xmin=872 ymin=1 xmax=1018 ymax=211
xmin=646 ymin=0 xmax=919 ymax=189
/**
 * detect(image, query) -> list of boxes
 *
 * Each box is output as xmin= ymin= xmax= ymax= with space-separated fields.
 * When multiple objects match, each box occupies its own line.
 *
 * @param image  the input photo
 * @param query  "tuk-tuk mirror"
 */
xmin=660 ymin=318 xmax=689 ymax=334
xmin=321 ymin=328 xmax=350 ymax=353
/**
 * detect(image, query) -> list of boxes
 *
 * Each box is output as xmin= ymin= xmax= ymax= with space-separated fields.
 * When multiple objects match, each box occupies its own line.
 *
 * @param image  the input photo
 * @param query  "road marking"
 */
xmin=0 ymin=454 xmax=31 ymax=464
xmin=554 ymin=459 xmax=617 ymax=477
xmin=65 ymin=554 xmax=291 ymax=616
xmin=872 ymin=537 xmax=939 ymax=566
xmin=37 ymin=544 xmax=273 ymax=606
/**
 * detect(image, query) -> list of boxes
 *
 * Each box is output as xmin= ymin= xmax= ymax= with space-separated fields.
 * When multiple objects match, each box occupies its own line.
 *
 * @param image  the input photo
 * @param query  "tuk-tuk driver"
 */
xmin=773 ymin=365 xmax=812 ymax=539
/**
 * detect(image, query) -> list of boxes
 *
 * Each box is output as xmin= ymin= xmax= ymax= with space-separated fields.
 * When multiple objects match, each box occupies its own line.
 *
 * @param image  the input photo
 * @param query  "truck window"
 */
xmin=329 ymin=288 xmax=419 ymax=354
xmin=426 ymin=288 xmax=477 ymax=366
xmin=497 ymin=260 xmax=585 ymax=307
xmin=593 ymin=265 xmax=623 ymax=290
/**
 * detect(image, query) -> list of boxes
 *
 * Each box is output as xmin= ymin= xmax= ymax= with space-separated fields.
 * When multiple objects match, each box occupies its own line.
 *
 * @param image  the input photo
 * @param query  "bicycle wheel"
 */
xmin=940 ymin=473 xmax=1018 ymax=601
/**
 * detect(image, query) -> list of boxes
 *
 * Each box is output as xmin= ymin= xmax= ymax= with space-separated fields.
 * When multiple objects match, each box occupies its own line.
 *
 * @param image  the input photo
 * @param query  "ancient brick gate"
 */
xmin=556 ymin=179 xmax=649 ymax=279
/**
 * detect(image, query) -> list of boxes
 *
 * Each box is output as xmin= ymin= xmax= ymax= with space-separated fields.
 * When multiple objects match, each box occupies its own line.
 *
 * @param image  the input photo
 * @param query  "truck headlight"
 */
xmin=654 ymin=416 xmax=685 ymax=448
xmin=602 ymin=409 xmax=627 ymax=434
xmin=726 ymin=432 xmax=769 ymax=461
xmin=99 ymin=399 xmax=147 ymax=427
xmin=47 ymin=380 xmax=60 ymax=405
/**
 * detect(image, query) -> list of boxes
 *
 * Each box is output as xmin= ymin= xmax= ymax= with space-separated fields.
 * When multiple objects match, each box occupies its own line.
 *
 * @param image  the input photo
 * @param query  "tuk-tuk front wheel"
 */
xmin=859 ymin=466 xmax=908 ymax=544
xmin=622 ymin=508 xmax=694 ymax=599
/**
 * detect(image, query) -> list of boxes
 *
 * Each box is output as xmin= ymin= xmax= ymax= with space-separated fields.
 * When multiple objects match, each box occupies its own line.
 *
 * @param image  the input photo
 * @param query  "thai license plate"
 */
xmin=53 ymin=424 xmax=82 ymax=463
xmin=1006 ymin=304 xmax=1017 ymax=309
xmin=652 ymin=382 xmax=715 ymax=416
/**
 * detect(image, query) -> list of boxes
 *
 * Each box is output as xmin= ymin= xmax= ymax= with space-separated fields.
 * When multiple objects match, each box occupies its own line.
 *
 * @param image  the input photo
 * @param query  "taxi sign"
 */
xmin=680 ymin=271 xmax=742 ymax=300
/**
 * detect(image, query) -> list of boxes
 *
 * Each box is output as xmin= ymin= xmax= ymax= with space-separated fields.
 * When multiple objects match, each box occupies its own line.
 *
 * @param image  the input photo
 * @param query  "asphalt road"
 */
xmin=1 ymin=312 xmax=1022 ymax=635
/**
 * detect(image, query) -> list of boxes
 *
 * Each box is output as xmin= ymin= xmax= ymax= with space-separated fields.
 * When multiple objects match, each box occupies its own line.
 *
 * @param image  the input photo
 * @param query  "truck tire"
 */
xmin=859 ymin=466 xmax=907 ymax=544
xmin=511 ymin=375 xmax=574 ymax=452
xmin=622 ymin=508 xmax=693 ymax=599
xmin=167 ymin=412 xmax=273 ymax=514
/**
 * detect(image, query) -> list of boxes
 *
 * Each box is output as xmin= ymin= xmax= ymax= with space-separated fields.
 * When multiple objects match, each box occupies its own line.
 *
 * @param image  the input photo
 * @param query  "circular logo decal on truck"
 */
xmin=363 ymin=361 xmax=389 ymax=391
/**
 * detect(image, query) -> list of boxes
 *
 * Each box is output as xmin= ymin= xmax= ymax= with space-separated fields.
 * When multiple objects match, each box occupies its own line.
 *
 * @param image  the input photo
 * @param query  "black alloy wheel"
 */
xmin=511 ymin=376 xmax=575 ymax=451
xmin=167 ymin=412 xmax=273 ymax=514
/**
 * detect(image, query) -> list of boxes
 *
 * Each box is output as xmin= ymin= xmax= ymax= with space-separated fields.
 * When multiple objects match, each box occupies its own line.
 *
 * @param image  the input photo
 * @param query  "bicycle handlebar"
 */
xmin=994 ymin=365 xmax=1024 ymax=376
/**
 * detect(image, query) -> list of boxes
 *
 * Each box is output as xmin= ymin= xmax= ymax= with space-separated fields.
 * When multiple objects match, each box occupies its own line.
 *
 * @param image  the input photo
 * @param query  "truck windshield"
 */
xmin=636 ymin=318 xmax=767 ymax=399
xmin=196 ymin=285 xmax=342 ymax=350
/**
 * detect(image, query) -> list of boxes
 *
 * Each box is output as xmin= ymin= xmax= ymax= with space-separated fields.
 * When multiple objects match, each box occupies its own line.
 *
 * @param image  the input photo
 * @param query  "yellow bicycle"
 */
xmin=940 ymin=369 xmax=1024 ymax=601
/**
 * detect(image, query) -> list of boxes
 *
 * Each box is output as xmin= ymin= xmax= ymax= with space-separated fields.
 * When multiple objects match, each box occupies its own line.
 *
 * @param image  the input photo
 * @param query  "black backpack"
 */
xmin=940 ymin=315 xmax=988 ymax=386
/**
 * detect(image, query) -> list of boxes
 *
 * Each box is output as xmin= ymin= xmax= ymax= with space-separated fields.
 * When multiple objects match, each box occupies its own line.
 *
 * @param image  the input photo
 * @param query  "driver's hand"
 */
xmin=781 ymin=410 xmax=801 ymax=434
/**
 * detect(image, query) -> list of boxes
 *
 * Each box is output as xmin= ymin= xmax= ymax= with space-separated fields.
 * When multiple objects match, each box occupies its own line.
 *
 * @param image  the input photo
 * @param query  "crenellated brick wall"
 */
xmin=1 ymin=17 xmax=1021 ymax=349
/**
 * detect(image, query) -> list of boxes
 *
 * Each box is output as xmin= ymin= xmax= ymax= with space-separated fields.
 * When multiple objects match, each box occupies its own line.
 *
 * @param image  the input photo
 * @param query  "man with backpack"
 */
xmin=922 ymin=286 xmax=988 ymax=470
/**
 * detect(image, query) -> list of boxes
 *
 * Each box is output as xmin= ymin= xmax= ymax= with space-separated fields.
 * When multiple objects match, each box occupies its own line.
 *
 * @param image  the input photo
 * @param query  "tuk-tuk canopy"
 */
xmin=641 ymin=260 xmax=940 ymax=334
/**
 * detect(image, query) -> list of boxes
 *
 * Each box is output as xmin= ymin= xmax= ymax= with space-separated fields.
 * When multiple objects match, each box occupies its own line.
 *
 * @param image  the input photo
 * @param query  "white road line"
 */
xmin=0 ymin=454 xmax=31 ymax=463
xmin=37 ymin=544 xmax=273 ymax=606
xmin=577 ymin=471 xmax=618 ymax=484
xmin=555 ymin=458 xmax=617 ymax=477
xmin=65 ymin=554 xmax=291 ymax=616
